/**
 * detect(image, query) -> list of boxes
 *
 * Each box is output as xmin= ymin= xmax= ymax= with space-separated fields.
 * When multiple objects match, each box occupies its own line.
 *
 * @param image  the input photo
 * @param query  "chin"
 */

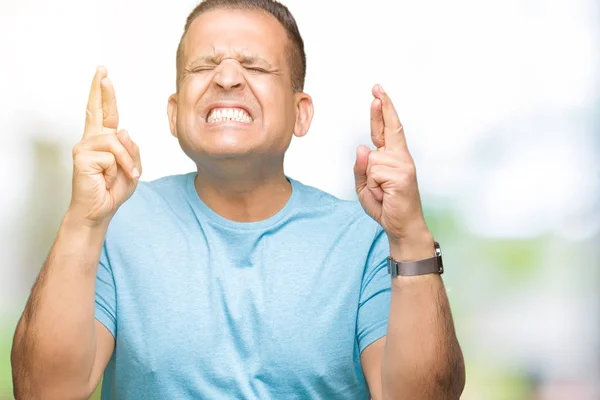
xmin=203 ymin=146 xmax=256 ymax=159
xmin=178 ymin=121 xmax=270 ymax=162
xmin=179 ymin=139 xmax=256 ymax=162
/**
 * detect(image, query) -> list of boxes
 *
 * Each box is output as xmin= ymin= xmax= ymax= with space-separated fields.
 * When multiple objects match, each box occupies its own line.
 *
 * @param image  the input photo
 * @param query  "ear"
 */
xmin=293 ymin=92 xmax=314 ymax=138
xmin=167 ymin=93 xmax=178 ymax=138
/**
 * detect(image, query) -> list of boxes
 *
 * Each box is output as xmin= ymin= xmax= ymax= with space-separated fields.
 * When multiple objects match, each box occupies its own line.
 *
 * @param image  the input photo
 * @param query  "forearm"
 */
xmin=382 ymin=234 xmax=465 ymax=399
xmin=11 ymin=212 xmax=108 ymax=398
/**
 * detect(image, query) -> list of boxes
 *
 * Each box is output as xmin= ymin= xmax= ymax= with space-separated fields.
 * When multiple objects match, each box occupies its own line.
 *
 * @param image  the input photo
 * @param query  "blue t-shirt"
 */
xmin=95 ymin=172 xmax=391 ymax=399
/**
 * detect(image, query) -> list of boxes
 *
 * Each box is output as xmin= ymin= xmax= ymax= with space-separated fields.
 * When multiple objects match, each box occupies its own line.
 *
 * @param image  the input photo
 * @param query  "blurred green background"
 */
xmin=1 ymin=0 xmax=599 ymax=399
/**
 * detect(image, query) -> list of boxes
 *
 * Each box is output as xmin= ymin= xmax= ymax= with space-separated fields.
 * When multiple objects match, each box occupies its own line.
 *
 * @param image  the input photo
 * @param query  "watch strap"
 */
xmin=387 ymin=256 xmax=442 ymax=276
xmin=387 ymin=242 xmax=444 ymax=276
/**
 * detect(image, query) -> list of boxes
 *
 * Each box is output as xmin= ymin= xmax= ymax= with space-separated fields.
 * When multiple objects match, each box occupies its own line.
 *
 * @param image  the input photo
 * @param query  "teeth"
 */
xmin=207 ymin=107 xmax=252 ymax=124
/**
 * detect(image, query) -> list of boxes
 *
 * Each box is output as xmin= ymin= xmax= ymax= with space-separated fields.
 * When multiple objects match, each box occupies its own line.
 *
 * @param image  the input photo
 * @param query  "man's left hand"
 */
xmin=354 ymin=85 xmax=432 ymax=251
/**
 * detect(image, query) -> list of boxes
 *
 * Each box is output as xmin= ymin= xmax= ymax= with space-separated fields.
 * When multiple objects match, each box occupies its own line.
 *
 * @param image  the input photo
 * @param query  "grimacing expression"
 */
xmin=168 ymin=9 xmax=313 ymax=163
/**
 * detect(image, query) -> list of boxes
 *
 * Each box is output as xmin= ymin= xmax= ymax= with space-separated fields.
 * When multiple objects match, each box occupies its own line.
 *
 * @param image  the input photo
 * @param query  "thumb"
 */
xmin=117 ymin=129 xmax=142 ymax=177
xmin=353 ymin=145 xmax=371 ymax=191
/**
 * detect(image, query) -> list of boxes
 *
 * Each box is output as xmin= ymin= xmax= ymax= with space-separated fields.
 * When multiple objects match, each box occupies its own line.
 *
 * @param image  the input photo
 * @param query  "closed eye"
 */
xmin=246 ymin=67 xmax=268 ymax=73
xmin=191 ymin=66 xmax=215 ymax=73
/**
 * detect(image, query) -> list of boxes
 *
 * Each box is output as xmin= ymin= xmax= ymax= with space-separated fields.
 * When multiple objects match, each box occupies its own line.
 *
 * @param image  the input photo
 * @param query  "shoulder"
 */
xmin=135 ymin=173 xmax=191 ymax=202
xmin=106 ymin=172 xmax=194 ymax=233
xmin=289 ymin=178 xmax=389 ymax=272
xmin=289 ymin=177 xmax=384 ymax=237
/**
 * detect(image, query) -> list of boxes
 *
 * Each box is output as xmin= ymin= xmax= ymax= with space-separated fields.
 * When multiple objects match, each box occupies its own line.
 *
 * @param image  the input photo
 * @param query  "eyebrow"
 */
xmin=186 ymin=53 xmax=276 ymax=69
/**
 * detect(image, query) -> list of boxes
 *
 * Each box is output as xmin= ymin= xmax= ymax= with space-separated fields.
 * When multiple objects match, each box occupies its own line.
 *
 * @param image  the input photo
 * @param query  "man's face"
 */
xmin=169 ymin=9 xmax=311 ymax=163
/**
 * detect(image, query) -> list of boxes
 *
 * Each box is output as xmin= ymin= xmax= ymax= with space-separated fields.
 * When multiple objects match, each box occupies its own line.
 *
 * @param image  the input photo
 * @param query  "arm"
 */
xmin=384 ymin=234 xmax=464 ymax=398
xmin=11 ymin=66 xmax=141 ymax=399
xmin=361 ymin=233 xmax=465 ymax=400
xmin=11 ymin=216 xmax=115 ymax=399
xmin=354 ymin=84 xmax=464 ymax=399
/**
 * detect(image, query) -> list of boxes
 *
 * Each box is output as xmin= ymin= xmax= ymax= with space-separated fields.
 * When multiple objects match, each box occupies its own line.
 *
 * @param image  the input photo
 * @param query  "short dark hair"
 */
xmin=176 ymin=0 xmax=306 ymax=92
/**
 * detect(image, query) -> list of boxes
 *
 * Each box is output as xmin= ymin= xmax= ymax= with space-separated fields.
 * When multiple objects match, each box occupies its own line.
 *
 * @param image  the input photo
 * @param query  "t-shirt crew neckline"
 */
xmin=185 ymin=171 xmax=301 ymax=231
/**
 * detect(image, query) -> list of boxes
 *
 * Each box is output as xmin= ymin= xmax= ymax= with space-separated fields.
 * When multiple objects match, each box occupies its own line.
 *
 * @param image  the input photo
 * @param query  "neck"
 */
xmin=193 ymin=158 xmax=292 ymax=223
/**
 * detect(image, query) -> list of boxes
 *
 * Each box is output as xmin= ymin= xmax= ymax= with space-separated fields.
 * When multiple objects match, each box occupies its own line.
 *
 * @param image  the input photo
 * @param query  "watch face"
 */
xmin=434 ymin=242 xmax=444 ymax=272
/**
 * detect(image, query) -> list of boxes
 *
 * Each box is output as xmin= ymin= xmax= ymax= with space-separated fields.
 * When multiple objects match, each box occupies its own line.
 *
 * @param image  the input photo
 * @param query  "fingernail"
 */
xmin=132 ymin=168 xmax=140 ymax=178
xmin=378 ymin=84 xmax=385 ymax=93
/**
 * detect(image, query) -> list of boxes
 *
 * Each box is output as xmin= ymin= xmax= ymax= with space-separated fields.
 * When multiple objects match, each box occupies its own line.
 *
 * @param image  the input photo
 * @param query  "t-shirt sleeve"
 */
xmin=356 ymin=225 xmax=391 ymax=354
xmin=95 ymin=243 xmax=117 ymax=338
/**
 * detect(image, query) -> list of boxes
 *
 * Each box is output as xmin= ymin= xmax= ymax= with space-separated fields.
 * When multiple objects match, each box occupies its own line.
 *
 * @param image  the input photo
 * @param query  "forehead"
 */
xmin=183 ymin=8 xmax=289 ymax=64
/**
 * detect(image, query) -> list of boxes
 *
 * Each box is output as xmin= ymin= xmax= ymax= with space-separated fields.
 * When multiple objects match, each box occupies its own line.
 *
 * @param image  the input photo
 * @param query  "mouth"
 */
xmin=206 ymin=107 xmax=254 ymax=124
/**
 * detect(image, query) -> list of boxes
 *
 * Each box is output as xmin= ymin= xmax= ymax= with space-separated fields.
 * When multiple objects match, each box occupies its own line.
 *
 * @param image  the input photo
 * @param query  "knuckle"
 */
xmin=72 ymin=143 xmax=82 ymax=157
xmin=368 ymin=151 xmax=385 ymax=166
xmin=398 ymin=169 xmax=416 ymax=186
xmin=366 ymin=176 xmax=378 ymax=188
xmin=368 ymin=151 xmax=378 ymax=164
xmin=398 ymin=174 xmax=411 ymax=186
xmin=99 ymin=151 xmax=116 ymax=168
xmin=73 ymin=151 xmax=89 ymax=167
xmin=105 ymin=134 xmax=118 ymax=144
xmin=404 ymin=163 xmax=416 ymax=177
xmin=106 ymin=136 xmax=123 ymax=153
xmin=368 ymin=165 xmax=380 ymax=178
xmin=115 ymin=146 xmax=128 ymax=159
xmin=106 ymin=152 xmax=117 ymax=164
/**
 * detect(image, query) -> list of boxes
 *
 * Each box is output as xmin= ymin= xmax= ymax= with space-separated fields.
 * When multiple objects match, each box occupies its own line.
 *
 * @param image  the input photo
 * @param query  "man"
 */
xmin=11 ymin=0 xmax=465 ymax=399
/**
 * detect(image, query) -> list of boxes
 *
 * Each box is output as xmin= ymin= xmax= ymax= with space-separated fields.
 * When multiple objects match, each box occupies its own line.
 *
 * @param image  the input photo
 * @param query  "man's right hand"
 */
xmin=69 ymin=66 xmax=142 ymax=227
xmin=11 ymin=66 xmax=128 ymax=398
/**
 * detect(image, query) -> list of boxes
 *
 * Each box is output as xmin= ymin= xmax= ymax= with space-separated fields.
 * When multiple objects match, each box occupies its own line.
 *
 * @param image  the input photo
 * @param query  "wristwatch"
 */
xmin=387 ymin=241 xmax=444 ymax=277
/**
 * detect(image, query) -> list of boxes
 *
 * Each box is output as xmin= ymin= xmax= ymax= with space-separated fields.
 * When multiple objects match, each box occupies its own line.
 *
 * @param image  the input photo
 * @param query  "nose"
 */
xmin=213 ymin=59 xmax=245 ymax=91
